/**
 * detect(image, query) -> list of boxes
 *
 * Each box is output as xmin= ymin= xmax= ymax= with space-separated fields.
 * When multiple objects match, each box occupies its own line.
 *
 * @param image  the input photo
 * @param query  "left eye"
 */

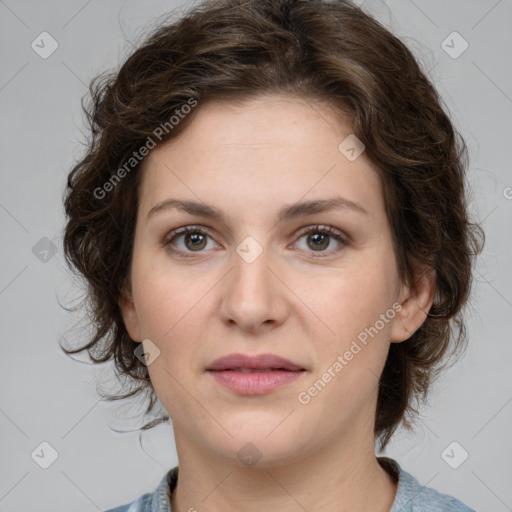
xmin=293 ymin=225 xmax=348 ymax=256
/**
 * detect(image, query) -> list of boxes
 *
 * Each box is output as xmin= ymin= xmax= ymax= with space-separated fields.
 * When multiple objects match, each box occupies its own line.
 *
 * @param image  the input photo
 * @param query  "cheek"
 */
xmin=132 ymin=264 xmax=211 ymax=377
xmin=135 ymin=272 xmax=206 ymax=413
xmin=132 ymin=253 xmax=201 ymax=336
xmin=306 ymin=259 xmax=397 ymax=341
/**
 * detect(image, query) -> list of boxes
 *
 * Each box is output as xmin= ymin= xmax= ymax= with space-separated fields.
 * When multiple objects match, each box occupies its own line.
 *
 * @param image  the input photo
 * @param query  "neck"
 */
xmin=170 ymin=425 xmax=397 ymax=512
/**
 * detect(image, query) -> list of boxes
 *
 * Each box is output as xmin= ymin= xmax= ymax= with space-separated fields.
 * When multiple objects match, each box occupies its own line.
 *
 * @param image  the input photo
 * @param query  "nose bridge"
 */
xmin=219 ymin=237 xmax=288 ymax=330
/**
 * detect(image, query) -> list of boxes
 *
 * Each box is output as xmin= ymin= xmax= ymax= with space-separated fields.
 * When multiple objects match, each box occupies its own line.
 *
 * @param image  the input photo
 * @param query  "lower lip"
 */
xmin=208 ymin=370 xmax=305 ymax=395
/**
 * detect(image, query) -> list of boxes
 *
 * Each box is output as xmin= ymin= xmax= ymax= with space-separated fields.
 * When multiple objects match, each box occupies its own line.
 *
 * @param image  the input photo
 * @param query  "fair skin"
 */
xmin=119 ymin=94 xmax=435 ymax=512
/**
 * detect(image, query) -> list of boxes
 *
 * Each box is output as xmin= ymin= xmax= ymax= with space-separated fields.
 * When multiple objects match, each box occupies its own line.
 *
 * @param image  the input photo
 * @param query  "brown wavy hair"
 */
xmin=61 ymin=0 xmax=484 ymax=450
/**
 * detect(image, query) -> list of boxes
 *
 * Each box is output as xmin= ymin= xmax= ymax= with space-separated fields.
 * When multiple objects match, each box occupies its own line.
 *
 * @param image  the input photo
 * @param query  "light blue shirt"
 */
xmin=105 ymin=457 xmax=476 ymax=511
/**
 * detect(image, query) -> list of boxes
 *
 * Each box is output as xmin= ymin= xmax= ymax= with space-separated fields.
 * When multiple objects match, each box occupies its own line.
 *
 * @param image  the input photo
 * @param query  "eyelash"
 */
xmin=162 ymin=224 xmax=349 ymax=259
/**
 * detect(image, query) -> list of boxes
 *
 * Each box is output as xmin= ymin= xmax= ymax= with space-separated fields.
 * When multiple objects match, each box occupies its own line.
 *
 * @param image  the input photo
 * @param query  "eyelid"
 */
xmin=293 ymin=224 xmax=348 ymax=242
xmin=163 ymin=224 xmax=213 ymax=241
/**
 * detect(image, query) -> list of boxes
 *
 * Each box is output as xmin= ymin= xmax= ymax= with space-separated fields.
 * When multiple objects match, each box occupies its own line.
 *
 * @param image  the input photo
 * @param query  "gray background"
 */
xmin=1 ymin=0 xmax=511 ymax=511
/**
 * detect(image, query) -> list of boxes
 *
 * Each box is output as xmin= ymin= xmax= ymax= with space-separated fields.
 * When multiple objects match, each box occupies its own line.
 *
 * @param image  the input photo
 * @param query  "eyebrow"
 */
xmin=146 ymin=196 xmax=368 ymax=223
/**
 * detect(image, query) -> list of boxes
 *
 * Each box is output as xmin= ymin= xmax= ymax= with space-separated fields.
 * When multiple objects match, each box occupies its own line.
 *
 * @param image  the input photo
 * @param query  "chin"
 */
xmin=207 ymin=430 xmax=312 ymax=470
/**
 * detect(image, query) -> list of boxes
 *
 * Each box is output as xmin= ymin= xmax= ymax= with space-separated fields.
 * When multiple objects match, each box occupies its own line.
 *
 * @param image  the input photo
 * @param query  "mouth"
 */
xmin=206 ymin=352 xmax=306 ymax=372
xmin=205 ymin=353 xmax=306 ymax=395
xmin=209 ymin=368 xmax=304 ymax=373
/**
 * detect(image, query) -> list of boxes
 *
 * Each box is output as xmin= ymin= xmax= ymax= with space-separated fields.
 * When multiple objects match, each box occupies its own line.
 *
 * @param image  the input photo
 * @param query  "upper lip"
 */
xmin=206 ymin=353 xmax=305 ymax=371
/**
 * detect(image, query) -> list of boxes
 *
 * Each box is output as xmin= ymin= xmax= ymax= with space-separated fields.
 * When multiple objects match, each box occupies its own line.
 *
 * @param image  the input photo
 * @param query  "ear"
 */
xmin=118 ymin=281 xmax=143 ymax=343
xmin=390 ymin=266 xmax=436 ymax=344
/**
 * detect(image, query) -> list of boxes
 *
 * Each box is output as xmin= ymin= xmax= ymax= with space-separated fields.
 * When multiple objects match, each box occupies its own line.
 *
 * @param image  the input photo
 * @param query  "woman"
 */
xmin=61 ymin=0 xmax=484 ymax=510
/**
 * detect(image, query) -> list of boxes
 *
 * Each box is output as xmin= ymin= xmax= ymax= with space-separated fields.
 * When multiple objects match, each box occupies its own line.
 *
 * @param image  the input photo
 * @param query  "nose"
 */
xmin=219 ymin=244 xmax=289 ymax=334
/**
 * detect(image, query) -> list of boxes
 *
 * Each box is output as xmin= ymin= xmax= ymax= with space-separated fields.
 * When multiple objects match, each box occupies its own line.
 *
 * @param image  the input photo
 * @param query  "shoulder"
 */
xmin=103 ymin=492 xmax=151 ymax=512
xmin=103 ymin=466 xmax=178 ymax=512
xmin=379 ymin=457 xmax=476 ymax=512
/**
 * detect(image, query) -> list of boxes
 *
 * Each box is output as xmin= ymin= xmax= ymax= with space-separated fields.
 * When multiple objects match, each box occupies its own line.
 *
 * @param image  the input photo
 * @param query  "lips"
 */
xmin=206 ymin=353 xmax=305 ymax=372
xmin=206 ymin=353 xmax=306 ymax=395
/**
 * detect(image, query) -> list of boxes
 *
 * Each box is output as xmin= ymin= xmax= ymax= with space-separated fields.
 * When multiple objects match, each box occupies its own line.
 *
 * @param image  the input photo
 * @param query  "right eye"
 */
xmin=163 ymin=225 xmax=221 ymax=257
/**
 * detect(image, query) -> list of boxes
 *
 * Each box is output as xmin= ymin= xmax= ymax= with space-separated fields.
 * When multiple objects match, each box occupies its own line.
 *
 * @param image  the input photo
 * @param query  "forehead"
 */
xmin=139 ymin=94 xmax=383 ymax=220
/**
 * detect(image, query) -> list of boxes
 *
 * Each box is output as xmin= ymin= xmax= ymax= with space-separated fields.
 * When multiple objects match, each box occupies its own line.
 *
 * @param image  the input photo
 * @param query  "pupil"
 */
xmin=186 ymin=233 xmax=206 ymax=250
xmin=309 ymin=233 xmax=328 ymax=250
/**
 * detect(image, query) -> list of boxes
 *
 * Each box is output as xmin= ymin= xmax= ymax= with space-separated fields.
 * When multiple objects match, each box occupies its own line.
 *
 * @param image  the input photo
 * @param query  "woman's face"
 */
xmin=120 ymin=94 xmax=417 ymax=467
